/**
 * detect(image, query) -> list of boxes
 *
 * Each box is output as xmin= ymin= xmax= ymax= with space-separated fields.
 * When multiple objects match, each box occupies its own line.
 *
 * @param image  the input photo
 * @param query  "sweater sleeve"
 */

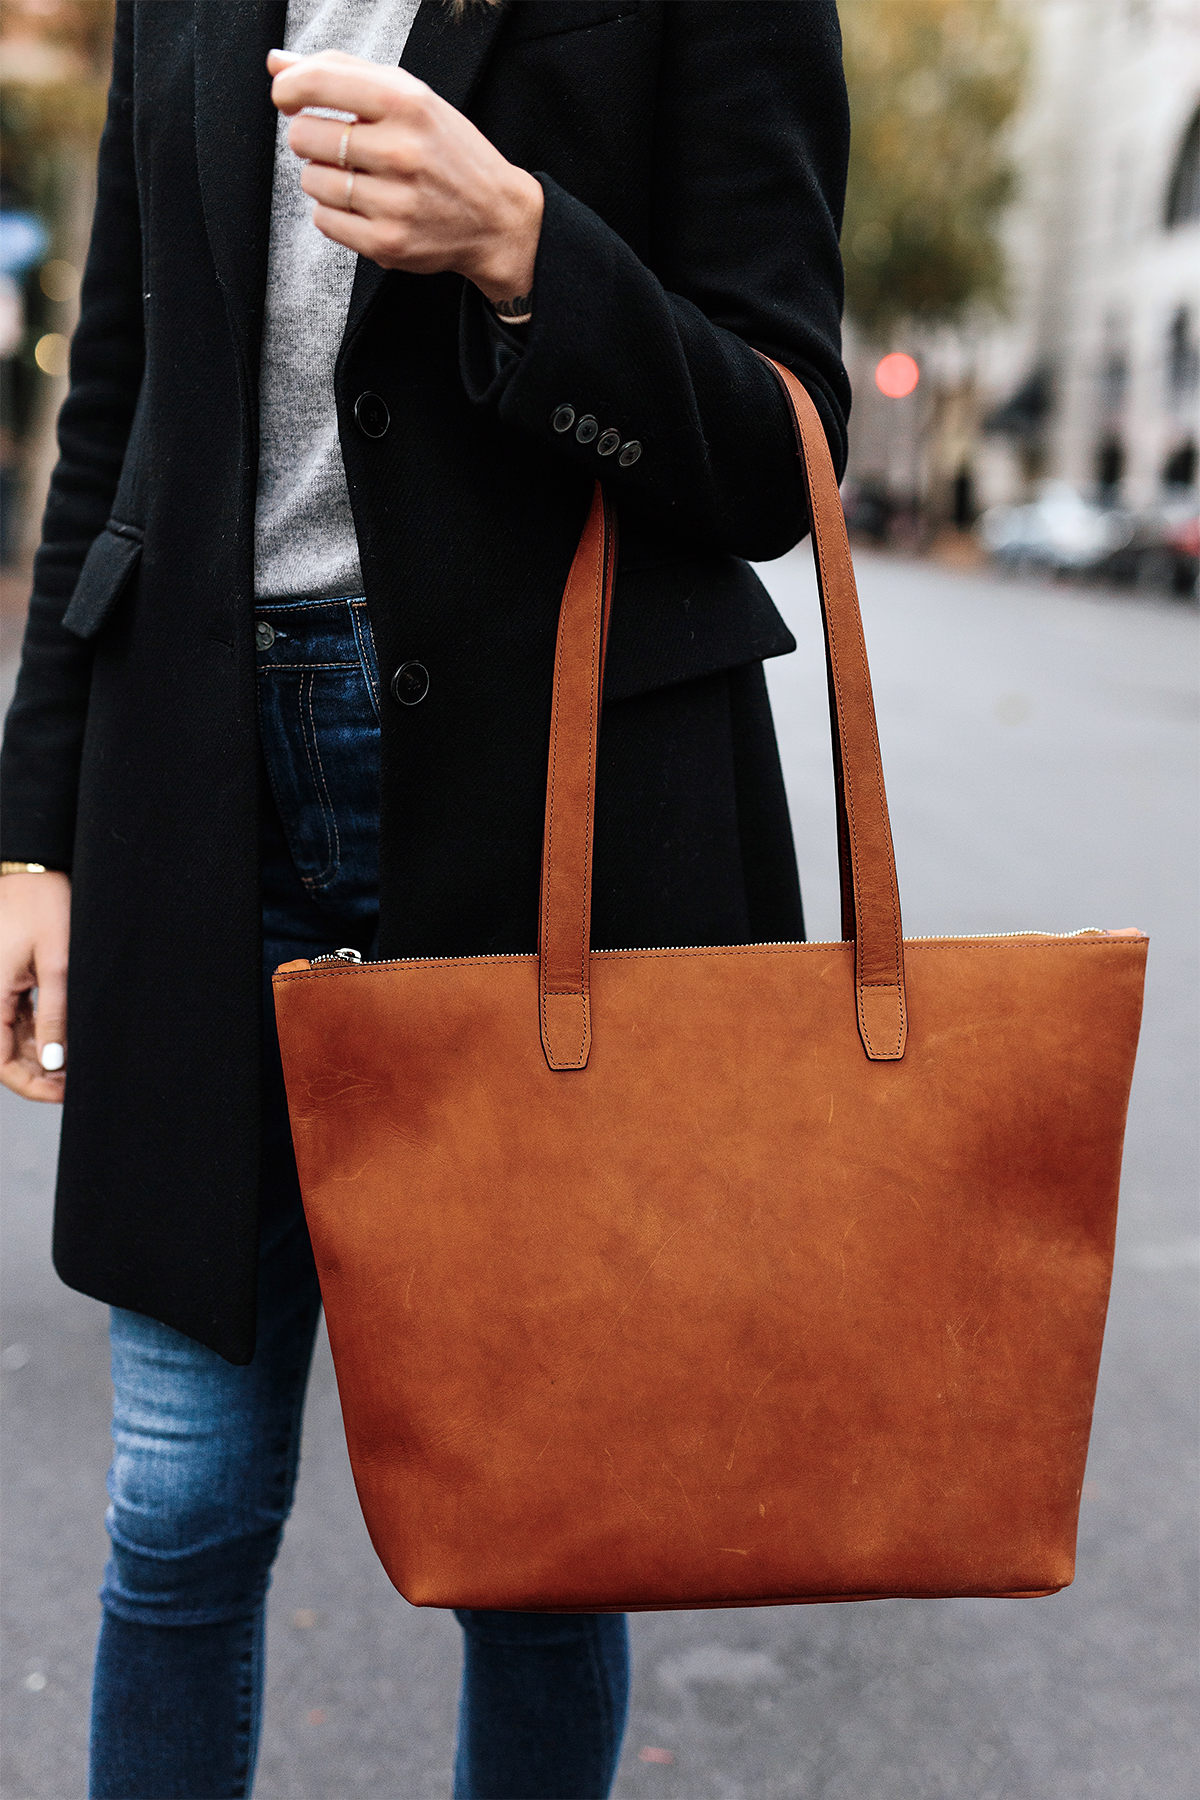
xmin=0 ymin=2 xmax=144 ymax=869
xmin=459 ymin=0 xmax=850 ymax=564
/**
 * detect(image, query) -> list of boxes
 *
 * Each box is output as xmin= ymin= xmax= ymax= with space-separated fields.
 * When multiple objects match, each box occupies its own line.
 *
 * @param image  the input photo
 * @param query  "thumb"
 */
xmin=34 ymin=958 xmax=68 ymax=1073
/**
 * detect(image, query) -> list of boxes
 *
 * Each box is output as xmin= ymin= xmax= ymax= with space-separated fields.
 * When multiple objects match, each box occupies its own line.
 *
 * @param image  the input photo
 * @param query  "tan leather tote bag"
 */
xmin=273 ymin=361 xmax=1147 ymax=1612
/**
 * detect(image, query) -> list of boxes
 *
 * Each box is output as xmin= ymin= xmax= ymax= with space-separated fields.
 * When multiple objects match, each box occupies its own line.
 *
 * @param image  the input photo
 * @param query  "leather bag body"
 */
xmin=273 ymin=363 xmax=1147 ymax=1611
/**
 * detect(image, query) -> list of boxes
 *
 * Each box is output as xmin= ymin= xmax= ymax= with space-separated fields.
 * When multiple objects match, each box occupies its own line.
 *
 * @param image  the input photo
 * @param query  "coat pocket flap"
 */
xmin=604 ymin=556 xmax=796 ymax=702
xmin=61 ymin=523 xmax=143 ymax=640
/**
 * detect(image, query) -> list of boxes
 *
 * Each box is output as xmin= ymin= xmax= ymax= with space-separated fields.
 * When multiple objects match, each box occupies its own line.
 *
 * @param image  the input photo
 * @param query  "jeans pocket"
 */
xmin=256 ymin=602 xmax=382 ymax=903
xmin=350 ymin=601 xmax=382 ymax=721
xmin=257 ymin=668 xmax=346 ymax=888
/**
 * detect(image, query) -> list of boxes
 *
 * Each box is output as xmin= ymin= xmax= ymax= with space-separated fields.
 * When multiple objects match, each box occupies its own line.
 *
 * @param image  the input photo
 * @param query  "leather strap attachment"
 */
xmin=538 ymin=482 xmax=616 ymax=1070
xmin=757 ymin=355 xmax=907 ymax=1059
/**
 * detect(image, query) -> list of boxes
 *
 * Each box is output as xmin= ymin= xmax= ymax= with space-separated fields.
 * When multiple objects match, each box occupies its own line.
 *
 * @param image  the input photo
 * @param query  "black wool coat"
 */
xmin=0 ymin=0 xmax=851 ymax=1363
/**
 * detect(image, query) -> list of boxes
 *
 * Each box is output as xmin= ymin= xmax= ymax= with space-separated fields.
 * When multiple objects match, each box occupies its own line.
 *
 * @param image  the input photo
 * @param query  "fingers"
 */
xmin=0 ymin=956 xmax=33 ymax=1093
xmin=33 ymin=944 xmax=68 ymax=1080
xmin=300 ymin=161 xmax=412 ymax=221
xmin=0 ymin=990 xmax=64 ymax=1103
xmin=0 ymin=984 xmax=66 ymax=1102
xmin=286 ymin=112 xmax=420 ymax=178
xmin=307 ymin=200 xmax=389 ymax=265
xmin=269 ymin=49 xmax=431 ymax=123
xmin=0 ymin=869 xmax=70 ymax=1104
xmin=266 ymin=42 xmax=538 ymax=296
xmin=306 ymin=181 xmax=446 ymax=276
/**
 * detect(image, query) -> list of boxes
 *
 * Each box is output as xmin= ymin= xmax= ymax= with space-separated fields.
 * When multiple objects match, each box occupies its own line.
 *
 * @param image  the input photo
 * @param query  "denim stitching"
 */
xmin=257 ymin=661 xmax=359 ymax=672
xmin=298 ymin=670 xmax=341 ymax=889
xmin=228 ymin=1611 xmax=258 ymax=1798
xmin=255 ymin=595 xmax=361 ymax=615
xmin=255 ymin=686 xmax=312 ymax=904
xmin=349 ymin=602 xmax=382 ymax=720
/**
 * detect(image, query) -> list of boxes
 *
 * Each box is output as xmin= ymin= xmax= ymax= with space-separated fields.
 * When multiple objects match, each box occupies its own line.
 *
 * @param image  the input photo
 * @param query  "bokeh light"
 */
xmin=39 ymin=258 xmax=81 ymax=304
xmin=875 ymin=352 xmax=920 ymax=398
xmin=34 ymin=332 xmax=69 ymax=377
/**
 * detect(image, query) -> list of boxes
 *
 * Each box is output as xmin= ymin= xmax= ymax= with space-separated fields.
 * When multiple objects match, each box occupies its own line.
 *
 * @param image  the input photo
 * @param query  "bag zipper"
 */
xmin=297 ymin=928 xmax=1125 ymax=972
xmin=598 ymin=928 xmax=1112 ymax=952
xmin=902 ymin=927 xmax=1108 ymax=943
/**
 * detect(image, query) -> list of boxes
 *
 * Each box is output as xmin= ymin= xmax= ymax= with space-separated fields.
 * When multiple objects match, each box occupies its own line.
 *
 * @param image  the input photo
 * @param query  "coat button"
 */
xmin=390 ymin=660 xmax=429 ymax=706
xmin=575 ymin=414 xmax=599 ymax=444
xmin=618 ymin=440 xmax=642 ymax=467
xmin=596 ymin=428 xmax=621 ymax=457
xmin=354 ymin=392 xmax=390 ymax=438
xmin=552 ymin=405 xmax=575 ymax=432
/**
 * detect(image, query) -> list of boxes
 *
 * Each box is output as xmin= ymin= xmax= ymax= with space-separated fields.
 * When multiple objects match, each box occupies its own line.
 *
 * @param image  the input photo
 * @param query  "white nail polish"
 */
xmin=40 ymin=1043 xmax=65 ymax=1072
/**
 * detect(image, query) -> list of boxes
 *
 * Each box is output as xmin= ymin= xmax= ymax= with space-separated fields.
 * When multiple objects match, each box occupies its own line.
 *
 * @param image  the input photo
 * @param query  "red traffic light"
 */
xmin=875 ymin=353 xmax=920 ymax=398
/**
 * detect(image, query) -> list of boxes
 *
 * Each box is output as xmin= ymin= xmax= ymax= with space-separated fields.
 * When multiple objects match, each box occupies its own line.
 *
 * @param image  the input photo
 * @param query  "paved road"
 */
xmin=3 ymin=550 xmax=1197 ymax=1800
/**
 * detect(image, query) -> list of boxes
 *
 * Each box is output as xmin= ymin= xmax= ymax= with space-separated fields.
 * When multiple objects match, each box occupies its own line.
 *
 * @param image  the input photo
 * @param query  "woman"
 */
xmin=0 ymin=1 xmax=850 ymax=1794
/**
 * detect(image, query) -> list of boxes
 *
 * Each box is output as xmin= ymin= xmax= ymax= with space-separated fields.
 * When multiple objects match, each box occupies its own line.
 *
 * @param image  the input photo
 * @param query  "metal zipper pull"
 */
xmin=311 ymin=947 xmax=364 ymax=966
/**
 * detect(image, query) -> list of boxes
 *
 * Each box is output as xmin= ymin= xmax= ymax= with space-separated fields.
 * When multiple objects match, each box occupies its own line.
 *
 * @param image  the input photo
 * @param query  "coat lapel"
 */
xmin=342 ymin=0 xmax=512 ymax=346
xmin=193 ymin=0 xmax=288 ymax=380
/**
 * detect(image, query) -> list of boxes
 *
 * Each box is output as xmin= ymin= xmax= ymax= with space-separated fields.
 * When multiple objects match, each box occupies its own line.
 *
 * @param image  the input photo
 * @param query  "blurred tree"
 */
xmin=0 ymin=1 xmax=113 ymax=564
xmin=1 ymin=0 xmax=113 ymax=210
xmin=841 ymin=0 xmax=1028 ymax=341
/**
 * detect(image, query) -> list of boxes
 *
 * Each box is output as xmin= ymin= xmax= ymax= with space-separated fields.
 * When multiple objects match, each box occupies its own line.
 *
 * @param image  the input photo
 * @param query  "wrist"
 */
xmin=471 ymin=168 xmax=543 ymax=307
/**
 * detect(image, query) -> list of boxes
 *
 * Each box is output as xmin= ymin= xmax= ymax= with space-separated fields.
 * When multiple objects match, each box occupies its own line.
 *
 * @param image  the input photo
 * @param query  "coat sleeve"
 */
xmin=459 ymin=0 xmax=851 ymax=563
xmin=0 ymin=2 xmax=144 ymax=870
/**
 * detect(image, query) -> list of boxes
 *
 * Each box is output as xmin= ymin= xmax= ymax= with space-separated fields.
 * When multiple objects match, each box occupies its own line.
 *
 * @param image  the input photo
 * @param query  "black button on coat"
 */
xmin=353 ymin=392 xmax=391 ymax=438
xmin=391 ymin=661 xmax=430 ymax=706
xmin=0 ymin=0 xmax=851 ymax=1363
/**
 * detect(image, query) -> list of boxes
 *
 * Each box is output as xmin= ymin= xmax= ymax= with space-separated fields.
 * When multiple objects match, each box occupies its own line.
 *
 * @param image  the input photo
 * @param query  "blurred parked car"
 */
xmin=1098 ymin=501 xmax=1199 ymax=598
xmin=981 ymin=482 xmax=1135 ymax=572
xmin=981 ymin=482 xmax=1197 ymax=597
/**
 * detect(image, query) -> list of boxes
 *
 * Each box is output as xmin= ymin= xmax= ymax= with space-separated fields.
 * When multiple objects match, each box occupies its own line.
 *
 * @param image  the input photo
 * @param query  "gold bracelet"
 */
xmin=1 ymin=861 xmax=50 ymax=875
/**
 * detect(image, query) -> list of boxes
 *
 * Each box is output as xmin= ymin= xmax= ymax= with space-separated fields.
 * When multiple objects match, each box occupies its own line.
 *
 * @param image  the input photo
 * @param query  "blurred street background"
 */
xmin=2 ymin=1 xmax=1198 ymax=594
xmin=2 ymin=2 xmax=1198 ymax=1797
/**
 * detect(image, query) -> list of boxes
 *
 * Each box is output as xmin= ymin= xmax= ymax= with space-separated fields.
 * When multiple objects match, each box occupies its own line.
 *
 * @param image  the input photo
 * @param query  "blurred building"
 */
xmin=980 ymin=0 xmax=1199 ymax=512
xmin=843 ymin=0 xmax=1199 ymax=557
xmin=0 ymin=2 xmax=1194 ymax=575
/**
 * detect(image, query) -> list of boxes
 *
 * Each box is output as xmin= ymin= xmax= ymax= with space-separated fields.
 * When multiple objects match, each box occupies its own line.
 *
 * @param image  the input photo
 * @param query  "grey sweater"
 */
xmin=253 ymin=0 xmax=421 ymax=601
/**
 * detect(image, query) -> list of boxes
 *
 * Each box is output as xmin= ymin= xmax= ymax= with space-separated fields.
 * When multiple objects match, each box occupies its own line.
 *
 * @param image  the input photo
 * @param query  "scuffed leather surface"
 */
xmin=274 ymin=931 xmax=1147 ymax=1611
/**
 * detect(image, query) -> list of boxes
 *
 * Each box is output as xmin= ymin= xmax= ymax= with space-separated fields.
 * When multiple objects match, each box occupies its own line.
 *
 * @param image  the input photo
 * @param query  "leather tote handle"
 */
xmin=538 ymin=358 xmax=907 ymax=1070
xmin=538 ymin=482 xmax=617 ymax=1069
xmin=760 ymin=357 xmax=907 ymax=1060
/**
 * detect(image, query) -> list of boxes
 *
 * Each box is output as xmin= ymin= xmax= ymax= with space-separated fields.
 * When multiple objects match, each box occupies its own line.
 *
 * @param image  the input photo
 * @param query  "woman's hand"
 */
xmin=267 ymin=48 xmax=543 ymax=304
xmin=0 ymin=871 xmax=71 ymax=1103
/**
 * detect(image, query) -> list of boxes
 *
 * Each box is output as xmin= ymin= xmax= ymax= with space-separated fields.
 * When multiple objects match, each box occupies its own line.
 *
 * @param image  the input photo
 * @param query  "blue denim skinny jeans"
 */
xmin=89 ymin=598 xmax=630 ymax=1799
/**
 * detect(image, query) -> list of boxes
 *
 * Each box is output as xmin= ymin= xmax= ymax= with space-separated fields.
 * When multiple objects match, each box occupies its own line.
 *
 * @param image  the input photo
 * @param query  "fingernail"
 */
xmin=40 ymin=1043 xmax=65 ymax=1072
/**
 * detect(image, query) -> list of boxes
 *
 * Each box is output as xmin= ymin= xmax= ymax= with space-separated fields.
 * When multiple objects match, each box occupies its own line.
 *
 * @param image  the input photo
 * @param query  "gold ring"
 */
xmin=337 ymin=122 xmax=354 ymax=170
xmin=344 ymin=170 xmax=356 ymax=211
